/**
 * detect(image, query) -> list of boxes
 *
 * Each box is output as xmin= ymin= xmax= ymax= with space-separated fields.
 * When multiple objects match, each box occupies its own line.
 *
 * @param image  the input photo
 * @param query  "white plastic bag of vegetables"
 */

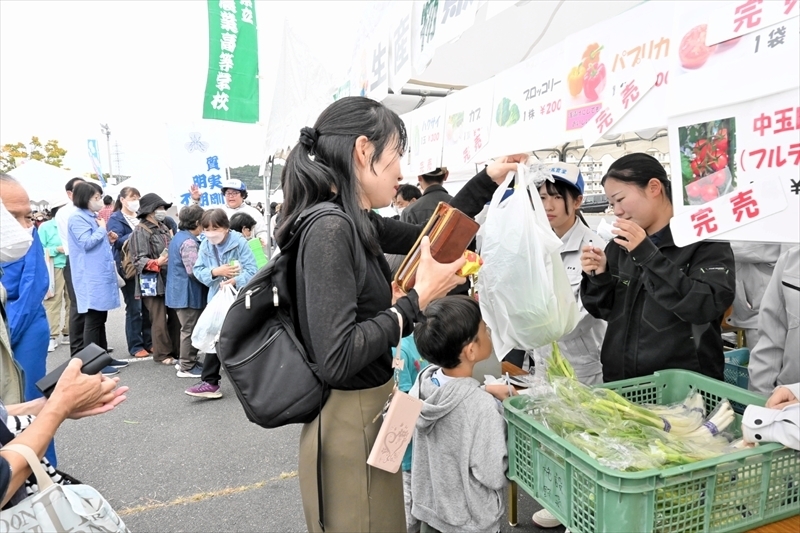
xmin=476 ymin=163 xmax=578 ymax=359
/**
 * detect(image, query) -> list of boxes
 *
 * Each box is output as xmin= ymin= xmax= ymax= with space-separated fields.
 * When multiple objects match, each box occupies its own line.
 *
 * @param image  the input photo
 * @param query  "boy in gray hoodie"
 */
xmin=411 ymin=295 xmax=508 ymax=533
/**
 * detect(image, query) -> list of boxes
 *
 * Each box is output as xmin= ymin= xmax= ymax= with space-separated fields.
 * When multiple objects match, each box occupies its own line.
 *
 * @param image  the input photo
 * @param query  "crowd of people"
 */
xmin=1 ymin=96 xmax=798 ymax=532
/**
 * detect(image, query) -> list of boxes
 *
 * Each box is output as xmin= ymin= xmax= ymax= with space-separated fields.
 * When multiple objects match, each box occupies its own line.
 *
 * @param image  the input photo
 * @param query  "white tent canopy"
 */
xmin=7 ymin=159 xmax=80 ymax=204
xmin=263 ymin=0 xmax=644 ymax=157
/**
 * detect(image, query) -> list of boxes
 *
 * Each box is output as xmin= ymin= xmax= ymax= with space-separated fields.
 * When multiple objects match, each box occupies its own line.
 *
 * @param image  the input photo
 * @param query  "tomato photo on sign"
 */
xmin=678 ymin=117 xmax=737 ymax=206
xmin=679 ymin=24 xmax=717 ymax=70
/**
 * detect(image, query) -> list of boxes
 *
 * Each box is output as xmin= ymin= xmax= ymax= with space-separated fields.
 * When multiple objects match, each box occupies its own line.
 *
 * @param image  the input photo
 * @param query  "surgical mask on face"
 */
xmin=0 ymin=201 xmax=33 ymax=263
xmin=89 ymin=199 xmax=104 ymax=212
xmin=126 ymin=200 xmax=140 ymax=213
xmin=204 ymin=230 xmax=225 ymax=244
xmin=396 ymin=206 xmax=405 ymax=216
xmin=154 ymin=210 xmax=167 ymax=222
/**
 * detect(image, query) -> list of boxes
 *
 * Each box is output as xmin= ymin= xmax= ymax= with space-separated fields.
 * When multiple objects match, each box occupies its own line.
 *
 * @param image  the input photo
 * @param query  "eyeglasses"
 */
xmin=224 ymin=190 xmax=241 ymax=197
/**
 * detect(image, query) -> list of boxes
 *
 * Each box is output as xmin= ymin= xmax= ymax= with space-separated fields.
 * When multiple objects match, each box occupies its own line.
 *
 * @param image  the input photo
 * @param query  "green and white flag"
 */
xmin=203 ymin=0 xmax=259 ymax=123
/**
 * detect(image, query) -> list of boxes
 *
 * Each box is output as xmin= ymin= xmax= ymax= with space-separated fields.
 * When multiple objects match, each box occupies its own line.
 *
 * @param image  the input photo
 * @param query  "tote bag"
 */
xmin=0 ymin=444 xmax=130 ymax=533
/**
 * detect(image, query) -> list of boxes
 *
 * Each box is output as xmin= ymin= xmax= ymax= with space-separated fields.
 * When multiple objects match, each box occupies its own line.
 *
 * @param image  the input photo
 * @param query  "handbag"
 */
xmin=0 ymin=444 xmax=131 ymax=533
xmin=139 ymin=271 xmax=158 ymax=297
xmin=367 ymin=310 xmax=423 ymax=473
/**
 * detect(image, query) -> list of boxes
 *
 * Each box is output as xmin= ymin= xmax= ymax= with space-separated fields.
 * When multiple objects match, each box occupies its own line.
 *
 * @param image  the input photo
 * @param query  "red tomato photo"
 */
xmin=679 ymin=25 xmax=717 ymax=70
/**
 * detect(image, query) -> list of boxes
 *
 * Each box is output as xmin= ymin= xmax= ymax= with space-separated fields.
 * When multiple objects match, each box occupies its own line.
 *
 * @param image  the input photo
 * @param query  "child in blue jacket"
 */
xmin=185 ymin=209 xmax=257 ymax=399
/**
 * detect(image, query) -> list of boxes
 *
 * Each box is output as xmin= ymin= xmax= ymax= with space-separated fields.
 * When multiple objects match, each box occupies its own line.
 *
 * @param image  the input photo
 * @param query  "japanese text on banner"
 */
xmin=671 ymin=174 xmax=788 ymax=246
xmin=441 ymin=80 xmax=494 ymax=169
xmin=168 ymin=127 xmax=228 ymax=209
xmin=580 ymin=63 xmax=657 ymax=148
xmin=203 ymin=0 xmax=259 ymax=123
xmin=407 ymin=100 xmax=446 ymax=175
xmin=705 ymin=0 xmax=799 ymax=46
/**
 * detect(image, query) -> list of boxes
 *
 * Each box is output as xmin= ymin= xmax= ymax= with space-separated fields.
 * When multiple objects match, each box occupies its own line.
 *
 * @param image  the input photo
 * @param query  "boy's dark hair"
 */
xmin=395 ymin=184 xmax=421 ymax=202
xmin=72 ymin=182 xmax=103 ymax=209
xmin=200 ymin=208 xmax=230 ymax=229
xmin=230 ymin=212 xmax=258 ymax=233
xmin=178 ymin=205 xmax=204 ymax=230
xmin=103 ymin=195 xmax=113 ymax=206
xmin=414 ymin=296 xmax=482 ymax=369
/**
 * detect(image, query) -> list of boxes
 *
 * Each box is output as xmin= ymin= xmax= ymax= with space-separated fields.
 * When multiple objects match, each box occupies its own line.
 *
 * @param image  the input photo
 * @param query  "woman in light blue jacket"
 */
xmin=186 ymin=209 xmax=257 ymax=399
xmin=67 ymin=182 xmax=120 ymax=361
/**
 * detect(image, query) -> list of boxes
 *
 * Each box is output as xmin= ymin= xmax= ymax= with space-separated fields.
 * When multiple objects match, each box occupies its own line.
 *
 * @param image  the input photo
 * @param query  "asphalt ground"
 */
xmin=46 ymin=217 xmax=620 ymax=532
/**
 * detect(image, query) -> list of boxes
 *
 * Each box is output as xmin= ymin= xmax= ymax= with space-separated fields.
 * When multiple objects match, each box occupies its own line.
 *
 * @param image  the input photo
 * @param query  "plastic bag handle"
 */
xmin=521 ymin=163 xmax=553 ymax=229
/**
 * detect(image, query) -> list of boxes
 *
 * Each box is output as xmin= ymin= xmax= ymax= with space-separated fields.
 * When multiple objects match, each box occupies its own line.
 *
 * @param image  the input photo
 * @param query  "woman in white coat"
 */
xmin=534 ymin=163 xmax=607 ymax=386
xmin=533 ymin=162 xmax=607 ymax=529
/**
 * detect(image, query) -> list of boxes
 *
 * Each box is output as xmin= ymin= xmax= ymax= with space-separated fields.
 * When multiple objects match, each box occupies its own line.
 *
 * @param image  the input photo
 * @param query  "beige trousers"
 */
xmin=299 ymin=379 xmax=406 ymax=533
xmin=43 ymin=266 xmax=69 ymax=338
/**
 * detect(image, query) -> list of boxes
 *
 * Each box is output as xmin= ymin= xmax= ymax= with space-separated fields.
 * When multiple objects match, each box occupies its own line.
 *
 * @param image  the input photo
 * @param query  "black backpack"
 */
xmin=217 ymin=202 xmax=366 ymax=429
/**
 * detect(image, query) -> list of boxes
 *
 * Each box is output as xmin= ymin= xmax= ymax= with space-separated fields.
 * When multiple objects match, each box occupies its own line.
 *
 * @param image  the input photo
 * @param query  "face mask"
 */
xmin=396 ymin=207 xmax=405 ymax=216
xmin=89 ymin=199 xmax=104 ymax=212
xmin=126 ymin=200 xmax=140 ymax=213
xmin=0 ymin=200 xmax=33 ymax=262
xmin=154 ymin=210 xmax=167 ymax=222
xmin=204 ymin=230 xmax=225 ymax=244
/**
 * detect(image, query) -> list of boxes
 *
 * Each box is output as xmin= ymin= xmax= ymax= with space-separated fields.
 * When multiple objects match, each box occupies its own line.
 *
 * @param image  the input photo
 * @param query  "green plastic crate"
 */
xmin=504 ymin=369 xmax=800 ymax=533
xmin=723 ymin=348 xmax=750 ymax=390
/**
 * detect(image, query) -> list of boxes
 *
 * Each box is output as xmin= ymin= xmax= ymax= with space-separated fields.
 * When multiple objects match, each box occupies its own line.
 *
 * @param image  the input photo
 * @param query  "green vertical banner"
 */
xmin=203 ymin=0 xmax=259 ymax=123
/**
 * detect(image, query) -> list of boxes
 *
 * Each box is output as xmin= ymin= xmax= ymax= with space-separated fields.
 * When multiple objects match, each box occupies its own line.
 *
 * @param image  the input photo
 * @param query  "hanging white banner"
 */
xmin=705 ymin=0 xmax=799 ymax=46
xmin=441 ymin=78 xmax=495 ymax=170
xmin=389 ymin=2 xmax=414 ymax=93
xmin=668 ymin=88 xmax=800 ymax=244
xmin=167 ymin=125 xmax=228 ymax=209
xmin=406 ymin=99 xmax=447 ymax=175
xmin=580 ymin=62 xmax=657 ymax=149
xmin=435 ymin=0 xmax=479 ymax=46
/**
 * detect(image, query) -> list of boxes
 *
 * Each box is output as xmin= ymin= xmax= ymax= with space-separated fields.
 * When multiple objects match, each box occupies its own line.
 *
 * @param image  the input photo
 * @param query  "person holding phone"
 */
xmin=580 ymin=153 xmax=735 ymax=382
xmin=130 ymin=193 xmax=178 ymax=366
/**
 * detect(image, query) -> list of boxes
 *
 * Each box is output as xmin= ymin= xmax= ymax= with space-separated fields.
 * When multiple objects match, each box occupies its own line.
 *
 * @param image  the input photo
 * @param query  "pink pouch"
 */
xmin=367 ymin=310 xmax=423 ymax=473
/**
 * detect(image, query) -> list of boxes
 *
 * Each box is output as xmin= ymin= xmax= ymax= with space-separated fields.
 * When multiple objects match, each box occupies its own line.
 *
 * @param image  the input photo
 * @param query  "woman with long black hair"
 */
xmin=279 ymin=96 xmax=519 ymax=532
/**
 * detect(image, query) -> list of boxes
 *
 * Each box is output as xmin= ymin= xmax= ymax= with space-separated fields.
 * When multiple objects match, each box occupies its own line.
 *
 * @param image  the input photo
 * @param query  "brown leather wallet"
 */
xmin=394 ymin=202 xmax=480 ymax=293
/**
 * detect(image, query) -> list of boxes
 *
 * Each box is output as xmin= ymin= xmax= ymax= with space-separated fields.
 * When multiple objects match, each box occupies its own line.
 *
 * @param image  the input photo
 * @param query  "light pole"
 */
xmin=100 ymin=123 xmax=113 ymax=181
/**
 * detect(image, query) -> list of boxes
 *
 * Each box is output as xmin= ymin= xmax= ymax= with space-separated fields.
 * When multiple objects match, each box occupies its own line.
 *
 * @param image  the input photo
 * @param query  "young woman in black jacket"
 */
xmin=580 ymin=153 xmax=735 ymax=382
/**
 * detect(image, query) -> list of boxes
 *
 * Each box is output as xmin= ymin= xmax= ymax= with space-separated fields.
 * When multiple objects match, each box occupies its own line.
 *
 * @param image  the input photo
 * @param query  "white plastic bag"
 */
xmin=192 ymin=284 xmax=238 ymax=353
xmin=476 ymin=163 xmax=578 ymax=359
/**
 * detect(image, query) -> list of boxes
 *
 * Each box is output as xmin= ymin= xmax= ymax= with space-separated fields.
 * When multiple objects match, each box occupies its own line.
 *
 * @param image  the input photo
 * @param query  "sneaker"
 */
xmin=185 ymin=381 xmax=222 ymax=399
xmin=133 ymin=349 xmax=150 ymax=358
xmin=532 ymin=509 xmax=562 ymax=528
xmin=61 ymin=335 xmax=70 ymax=345
xmin=48 ymin=338 xmax=58 ymax=353
xmin=101 ymin=366 xmax=119 ymax=377
xmin=177 ymin=365 xmax=203 ymax=378
xmin=174 ymin=363 xmax=181 ymax=370
xmin=108 ymin=358 xmax=129 ymax=368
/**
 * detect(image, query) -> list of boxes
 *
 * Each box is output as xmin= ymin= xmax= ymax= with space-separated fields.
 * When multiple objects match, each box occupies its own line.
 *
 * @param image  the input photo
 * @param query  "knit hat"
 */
xmin=548 ymin=162 xmax=585 ymax=195
xmin=137 ymin=193 xmax=172 ymax=218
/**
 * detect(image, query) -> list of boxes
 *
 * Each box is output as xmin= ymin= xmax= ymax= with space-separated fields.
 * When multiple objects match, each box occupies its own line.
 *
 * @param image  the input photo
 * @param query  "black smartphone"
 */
xmin=36 ymin=344 xmax=112 ymax=398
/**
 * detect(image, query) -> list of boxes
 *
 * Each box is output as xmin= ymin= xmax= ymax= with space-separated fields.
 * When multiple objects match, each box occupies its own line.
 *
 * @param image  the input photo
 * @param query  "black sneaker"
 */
xmin=101 ymin=366 xmax=120 ymax=376
xmin=108 ymin=358 xmax=129 ymax=368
